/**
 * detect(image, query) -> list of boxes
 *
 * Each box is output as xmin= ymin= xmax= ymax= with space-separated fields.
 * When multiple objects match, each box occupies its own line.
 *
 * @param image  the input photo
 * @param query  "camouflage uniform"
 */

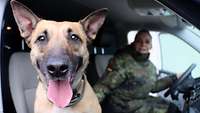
xmin=93 ymin=45 xmax=177 ymax=113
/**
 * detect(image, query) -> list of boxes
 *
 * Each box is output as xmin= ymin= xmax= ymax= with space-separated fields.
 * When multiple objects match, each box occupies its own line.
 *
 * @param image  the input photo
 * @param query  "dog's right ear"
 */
xmin=10 ymin=0 xmax=40 ymax=40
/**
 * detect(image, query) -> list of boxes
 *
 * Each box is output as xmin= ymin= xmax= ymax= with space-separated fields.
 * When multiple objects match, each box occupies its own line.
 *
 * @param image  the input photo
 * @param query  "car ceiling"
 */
xmin=4 ymin=0 xmax=185 ymax=32
xmin=157 ymin=0 xmax=200 ymax=30
xmin=73 ymin=0 xmax=180 ymax=29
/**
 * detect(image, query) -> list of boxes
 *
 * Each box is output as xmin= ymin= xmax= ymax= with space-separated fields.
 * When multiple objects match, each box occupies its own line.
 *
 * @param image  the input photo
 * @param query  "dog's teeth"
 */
xmin=48 ymin=70 xmax=54 ymax=74
xmin=62 ymin=69 xmax=68 ymax=73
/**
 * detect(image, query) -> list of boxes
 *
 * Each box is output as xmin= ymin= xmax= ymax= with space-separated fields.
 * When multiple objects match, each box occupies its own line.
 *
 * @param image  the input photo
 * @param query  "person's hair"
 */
xmin=134 ymin=29 xmax=152 ymax=41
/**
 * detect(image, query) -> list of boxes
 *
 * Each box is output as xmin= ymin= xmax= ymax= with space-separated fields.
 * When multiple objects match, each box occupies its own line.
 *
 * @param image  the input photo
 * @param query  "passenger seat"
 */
xmin=9 ymin=52 xmax=38 ymax=113
xmin=93 ymin=32 xmax=116 ymax=78
xmin=95 ymin=55 xmax=113 ymax=78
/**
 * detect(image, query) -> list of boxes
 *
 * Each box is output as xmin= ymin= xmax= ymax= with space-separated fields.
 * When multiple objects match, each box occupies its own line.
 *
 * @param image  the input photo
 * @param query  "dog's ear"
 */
xmin=10 ymin=0 xmax=40 ymax=39
xmin=80 ymin=8 xmax=108 ymax=41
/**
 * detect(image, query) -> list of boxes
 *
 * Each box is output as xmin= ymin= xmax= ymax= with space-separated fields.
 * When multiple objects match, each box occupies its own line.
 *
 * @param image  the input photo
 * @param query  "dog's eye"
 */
xmin=70 ymin=34 xmax=80 ymax=41
xmin=37 ymin=34 xmax=47 ymax=42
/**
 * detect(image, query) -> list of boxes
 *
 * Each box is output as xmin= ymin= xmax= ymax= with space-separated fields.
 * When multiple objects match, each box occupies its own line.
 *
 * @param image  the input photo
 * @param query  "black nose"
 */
xmin=47 ymin=64 xmax=69 ymax=77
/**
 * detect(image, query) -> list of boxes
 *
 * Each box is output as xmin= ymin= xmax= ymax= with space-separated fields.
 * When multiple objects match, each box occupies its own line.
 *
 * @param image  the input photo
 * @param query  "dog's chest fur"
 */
xmin=34 ymin=80 xmax=101 ymax=113
xmin=52 ymin=106 xmax=79 ymax=113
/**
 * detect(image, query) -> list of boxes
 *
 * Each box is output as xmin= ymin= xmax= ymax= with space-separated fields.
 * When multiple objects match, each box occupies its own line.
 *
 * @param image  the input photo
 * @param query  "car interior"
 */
xmin=0 ymin=0 xmax=200 ymax=113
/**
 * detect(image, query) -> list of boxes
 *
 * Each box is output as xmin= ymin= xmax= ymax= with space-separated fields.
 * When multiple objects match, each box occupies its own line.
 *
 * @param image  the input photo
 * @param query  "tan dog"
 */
xmin=10 ymin=0 xmax=107 ymax=113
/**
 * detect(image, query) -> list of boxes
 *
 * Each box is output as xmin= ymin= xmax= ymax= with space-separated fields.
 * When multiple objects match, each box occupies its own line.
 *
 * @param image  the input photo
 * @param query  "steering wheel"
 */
xmin=164 ymin=64 xmax=196 ymax=100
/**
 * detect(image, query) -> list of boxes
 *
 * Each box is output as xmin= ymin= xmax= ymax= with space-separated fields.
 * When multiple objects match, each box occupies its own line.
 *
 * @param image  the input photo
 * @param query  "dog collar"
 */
xmin=66 ymin=74 xmax=86 ymax=107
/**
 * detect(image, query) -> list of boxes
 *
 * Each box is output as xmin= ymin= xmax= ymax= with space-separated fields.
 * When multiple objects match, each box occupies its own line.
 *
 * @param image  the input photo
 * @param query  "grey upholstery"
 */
xmin=9 ymin=52 xmax=38 ymax=113
xmin=95 ymin=55 xmax=113 ymax=78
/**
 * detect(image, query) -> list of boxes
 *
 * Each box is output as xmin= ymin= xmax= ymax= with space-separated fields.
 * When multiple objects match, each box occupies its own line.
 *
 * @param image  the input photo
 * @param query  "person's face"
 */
xmin=134 ymin=32 xmax=152 ymax=54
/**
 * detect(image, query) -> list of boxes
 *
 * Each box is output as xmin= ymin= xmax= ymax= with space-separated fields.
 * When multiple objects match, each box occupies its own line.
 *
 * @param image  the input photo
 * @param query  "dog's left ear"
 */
xmin=80 ymin=8 xmax=108 ymax=41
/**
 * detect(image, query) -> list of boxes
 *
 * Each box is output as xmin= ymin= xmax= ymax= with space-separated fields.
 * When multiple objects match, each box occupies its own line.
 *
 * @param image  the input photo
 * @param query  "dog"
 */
xmin=10 ymin=0 xmax=107 ymax=113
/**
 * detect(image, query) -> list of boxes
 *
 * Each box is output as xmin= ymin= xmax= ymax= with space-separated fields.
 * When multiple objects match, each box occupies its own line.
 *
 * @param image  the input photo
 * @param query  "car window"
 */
xmin=159 ymin=33 xmax=200 ymax=78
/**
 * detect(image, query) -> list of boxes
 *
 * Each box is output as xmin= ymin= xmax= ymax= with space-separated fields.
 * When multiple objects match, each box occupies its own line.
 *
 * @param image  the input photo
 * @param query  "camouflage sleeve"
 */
xmin=128 ymin=81 xmax=155 ymax=99
xmin=129 ymin=62 xmax=177 ymax=95
xmin=93 ymin=54 xmax=127 ymax=102
xmin=128 ymin=70 xmax=177 ymax=97
xmin=151 ymin=75 xmax=177 ymax=93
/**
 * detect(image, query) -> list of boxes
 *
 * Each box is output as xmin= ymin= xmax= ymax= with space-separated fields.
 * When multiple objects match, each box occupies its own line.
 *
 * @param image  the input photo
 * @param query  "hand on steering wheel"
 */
xmin=164 ymin=64 xmax=196 ymax=100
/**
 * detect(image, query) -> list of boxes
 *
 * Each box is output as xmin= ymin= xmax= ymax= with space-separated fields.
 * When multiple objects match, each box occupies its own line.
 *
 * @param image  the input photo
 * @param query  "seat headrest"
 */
xmin=94 ymin=32 xmax=116 ymax=48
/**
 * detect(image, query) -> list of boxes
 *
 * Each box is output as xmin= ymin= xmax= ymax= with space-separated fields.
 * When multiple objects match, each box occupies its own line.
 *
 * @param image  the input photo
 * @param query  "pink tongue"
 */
xmin=47 ymin=80 xmax=73 ymax=108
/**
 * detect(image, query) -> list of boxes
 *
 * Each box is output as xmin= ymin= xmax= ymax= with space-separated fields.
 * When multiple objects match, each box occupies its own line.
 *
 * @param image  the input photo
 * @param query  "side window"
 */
xmin=159 ymin=33 xmax=200 ymax=78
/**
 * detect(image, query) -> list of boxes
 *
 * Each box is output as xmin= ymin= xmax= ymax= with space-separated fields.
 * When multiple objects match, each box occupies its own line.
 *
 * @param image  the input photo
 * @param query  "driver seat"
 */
xmin=9 ymin=52 xmax=38 ymax=113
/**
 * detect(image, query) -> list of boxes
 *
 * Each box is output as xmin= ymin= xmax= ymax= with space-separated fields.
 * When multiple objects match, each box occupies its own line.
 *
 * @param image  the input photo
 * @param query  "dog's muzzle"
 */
xmin=44 ymin=55 xmax=83 ymax=80
xmin=47 ymin=59 xmax=69 ymax=78
xmin=36 ymin=54 xmax=84 ymax=108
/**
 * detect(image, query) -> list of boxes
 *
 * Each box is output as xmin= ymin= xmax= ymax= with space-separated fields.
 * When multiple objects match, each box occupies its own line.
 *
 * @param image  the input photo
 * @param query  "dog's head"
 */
xmin=10 ymin=0 xmax=107 ymax=108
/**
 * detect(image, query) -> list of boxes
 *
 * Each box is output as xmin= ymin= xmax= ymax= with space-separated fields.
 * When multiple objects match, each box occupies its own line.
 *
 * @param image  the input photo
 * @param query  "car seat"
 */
xmin=9 ymin=52 xmax=38 ymax=113
xmin=94 ymin=32 xmax=116 ymax=78
xmin=95 ymin=55 xmax=113 ymax=78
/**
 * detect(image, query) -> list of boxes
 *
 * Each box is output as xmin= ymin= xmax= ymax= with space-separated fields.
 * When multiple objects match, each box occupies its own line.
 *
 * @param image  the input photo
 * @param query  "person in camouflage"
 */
xmin=93 ymin=29 xmax=179 ymax=113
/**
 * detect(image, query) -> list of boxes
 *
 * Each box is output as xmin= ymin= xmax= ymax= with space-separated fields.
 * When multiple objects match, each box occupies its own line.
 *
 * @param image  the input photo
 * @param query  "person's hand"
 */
xmin=176 ymin=73 xmax=182 ymax=79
